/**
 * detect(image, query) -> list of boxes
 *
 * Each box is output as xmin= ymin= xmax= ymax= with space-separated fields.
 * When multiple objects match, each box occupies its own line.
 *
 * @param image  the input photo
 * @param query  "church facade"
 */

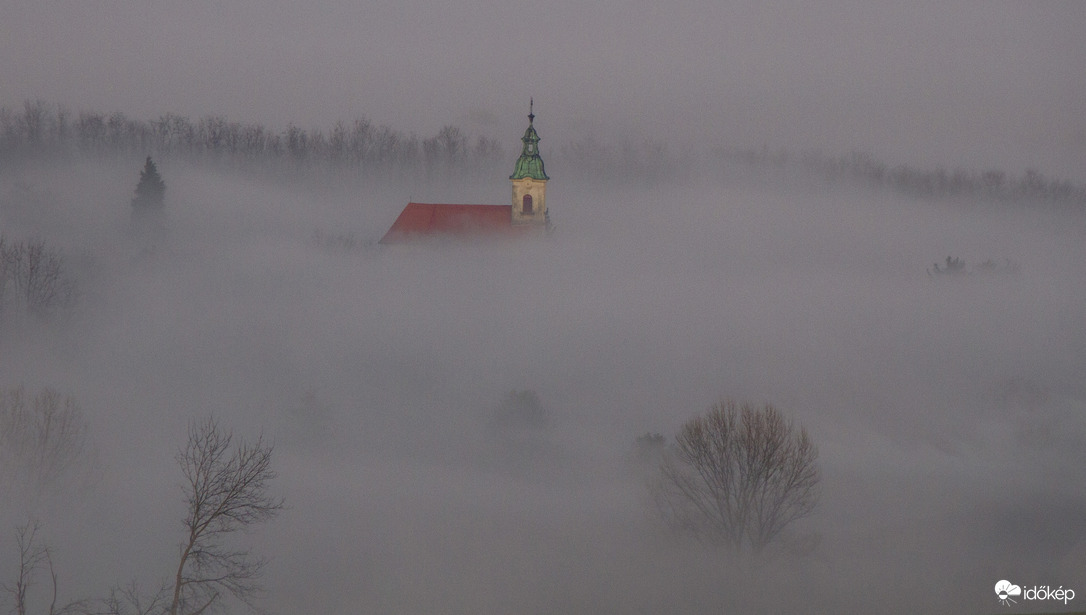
xmin=379 ymin=104 xmax=550 ymax=244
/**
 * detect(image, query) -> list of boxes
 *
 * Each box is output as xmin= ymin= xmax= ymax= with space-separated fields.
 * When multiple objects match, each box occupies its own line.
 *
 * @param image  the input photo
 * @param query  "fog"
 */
xmin=1 ymin=153 xmax=1083 ymax=612
xmin=3 ymin=2 xmax=1086 ymax=613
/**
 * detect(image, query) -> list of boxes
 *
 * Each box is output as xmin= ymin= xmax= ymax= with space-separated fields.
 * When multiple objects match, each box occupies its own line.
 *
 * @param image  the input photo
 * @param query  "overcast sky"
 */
xmin=2 ymin=2 xmax=1085 ymax=176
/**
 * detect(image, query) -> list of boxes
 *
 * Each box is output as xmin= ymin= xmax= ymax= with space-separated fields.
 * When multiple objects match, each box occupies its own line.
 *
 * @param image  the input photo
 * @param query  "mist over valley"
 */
xmin=2 ymin=3 xmax=1086 ymax=612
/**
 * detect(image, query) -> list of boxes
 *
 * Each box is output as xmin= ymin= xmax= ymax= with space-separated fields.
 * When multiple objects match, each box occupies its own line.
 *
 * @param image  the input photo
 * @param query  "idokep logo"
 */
xmin=995 ymin=580 xmax=1021 ymax=606
xmin=995 ymin=579 xmax=1075 ymax=607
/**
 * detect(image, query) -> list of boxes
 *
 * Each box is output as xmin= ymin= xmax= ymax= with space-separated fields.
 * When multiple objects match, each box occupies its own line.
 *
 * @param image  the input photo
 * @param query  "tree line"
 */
xmin=0 ymin=100 xmax=507 ymax=177
xmin=723 ymin=147 xmax=1086 ymax=208
xmin=11 ymin=99 xmax=1075 ymax=203
xmin=0 ymin=99 xmax=678 ymax=182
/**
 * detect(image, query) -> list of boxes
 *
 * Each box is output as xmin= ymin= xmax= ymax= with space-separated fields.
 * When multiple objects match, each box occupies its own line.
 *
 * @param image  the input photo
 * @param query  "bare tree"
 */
xmin=169 ymin=418 xmax=283 ymax=615
xmin=2 ymin=522 xmax=85 ymax=615
xmin=0 ymin=238 xmax=75 ymax=316
xmin=0 ymin=386 xmax=88 ymax=491
xmin=652 ymin=400 xmax=819 ymax=553
xmin=4 ymin=522 xmax=47 ymax=615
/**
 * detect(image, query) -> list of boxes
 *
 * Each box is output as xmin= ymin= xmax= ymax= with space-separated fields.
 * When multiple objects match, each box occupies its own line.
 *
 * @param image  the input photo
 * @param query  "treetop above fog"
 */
xmin=132 ymin=156 xmax=165 ymax=210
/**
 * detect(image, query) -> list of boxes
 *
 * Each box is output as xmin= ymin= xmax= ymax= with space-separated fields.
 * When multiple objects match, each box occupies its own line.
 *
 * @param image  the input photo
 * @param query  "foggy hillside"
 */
xmin=1 ymin=148 xmax=1084 ymax=612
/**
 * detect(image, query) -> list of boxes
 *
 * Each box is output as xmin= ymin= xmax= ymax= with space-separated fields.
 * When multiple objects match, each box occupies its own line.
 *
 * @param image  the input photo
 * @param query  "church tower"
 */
xmin=510 ymin=100 xmax=549 ymax=227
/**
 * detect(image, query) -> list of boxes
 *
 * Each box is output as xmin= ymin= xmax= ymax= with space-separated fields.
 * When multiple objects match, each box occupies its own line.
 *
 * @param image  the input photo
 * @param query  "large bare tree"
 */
xmin=169 ymin=418 xmax=283 ymax=615
xmin=653 ymin=400 xmax=819 ymax=553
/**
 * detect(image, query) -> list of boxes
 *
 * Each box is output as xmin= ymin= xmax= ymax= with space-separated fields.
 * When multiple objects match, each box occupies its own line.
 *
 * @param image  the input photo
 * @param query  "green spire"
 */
xmin=510 ymin=100 xmax=549 ymax=180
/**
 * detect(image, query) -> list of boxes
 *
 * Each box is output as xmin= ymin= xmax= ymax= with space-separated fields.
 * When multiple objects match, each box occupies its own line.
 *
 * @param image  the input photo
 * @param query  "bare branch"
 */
xmin=99 ymin=580 xmax=171 ymax=615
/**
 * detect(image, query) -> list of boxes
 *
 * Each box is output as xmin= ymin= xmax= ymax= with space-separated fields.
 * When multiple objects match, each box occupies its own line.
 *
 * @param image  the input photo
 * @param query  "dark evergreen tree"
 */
xmin=131 ymin=156 xmax=166 ymax=210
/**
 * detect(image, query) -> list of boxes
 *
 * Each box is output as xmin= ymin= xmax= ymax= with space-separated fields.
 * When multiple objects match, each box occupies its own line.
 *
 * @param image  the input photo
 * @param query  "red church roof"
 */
xmin=379 ymin=202 xmax=531 ymax=244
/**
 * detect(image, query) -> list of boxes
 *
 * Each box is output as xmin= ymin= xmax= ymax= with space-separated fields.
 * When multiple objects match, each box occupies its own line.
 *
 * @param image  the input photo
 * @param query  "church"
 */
xmin=379 ymin=104 xmax=551 ymax=244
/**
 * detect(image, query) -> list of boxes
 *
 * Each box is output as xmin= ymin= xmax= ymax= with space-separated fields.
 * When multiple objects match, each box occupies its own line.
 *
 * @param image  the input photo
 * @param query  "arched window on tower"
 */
xmin=523 ymin=194 xmax=533 ymax=215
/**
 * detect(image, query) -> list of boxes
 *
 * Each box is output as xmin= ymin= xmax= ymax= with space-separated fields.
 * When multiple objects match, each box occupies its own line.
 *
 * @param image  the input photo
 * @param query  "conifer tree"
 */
xmin=131 ymin=156 xmax=166 ymax=210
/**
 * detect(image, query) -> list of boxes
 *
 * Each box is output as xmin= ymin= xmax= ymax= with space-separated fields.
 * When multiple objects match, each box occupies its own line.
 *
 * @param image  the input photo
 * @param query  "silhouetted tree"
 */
xmin=168 ymin=418 xmax=283 ymax=615
xmin=16 ymin=420 xmax=282 ymax=615
xmin=652 ymin=400 xmax=819 ymax=553
xmin=131 ymin=157 xmax=166 ymax=211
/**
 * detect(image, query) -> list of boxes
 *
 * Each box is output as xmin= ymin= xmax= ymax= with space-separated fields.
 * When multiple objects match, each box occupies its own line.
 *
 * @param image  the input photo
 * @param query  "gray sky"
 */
xmin=3 ymin=2 xmax=1085 ymax=175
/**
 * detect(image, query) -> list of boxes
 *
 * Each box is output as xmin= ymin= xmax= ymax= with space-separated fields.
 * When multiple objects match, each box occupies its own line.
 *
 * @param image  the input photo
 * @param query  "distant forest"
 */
xmin=722 ymin=148 xmax=1086 ymax=208
xmin=0 ymin=99 xmax=674 ymax=182
xmin=0 ymin=100 xmax=503 ymax=175
xmin=2 ymin=99 xmax=1084 ymax=207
